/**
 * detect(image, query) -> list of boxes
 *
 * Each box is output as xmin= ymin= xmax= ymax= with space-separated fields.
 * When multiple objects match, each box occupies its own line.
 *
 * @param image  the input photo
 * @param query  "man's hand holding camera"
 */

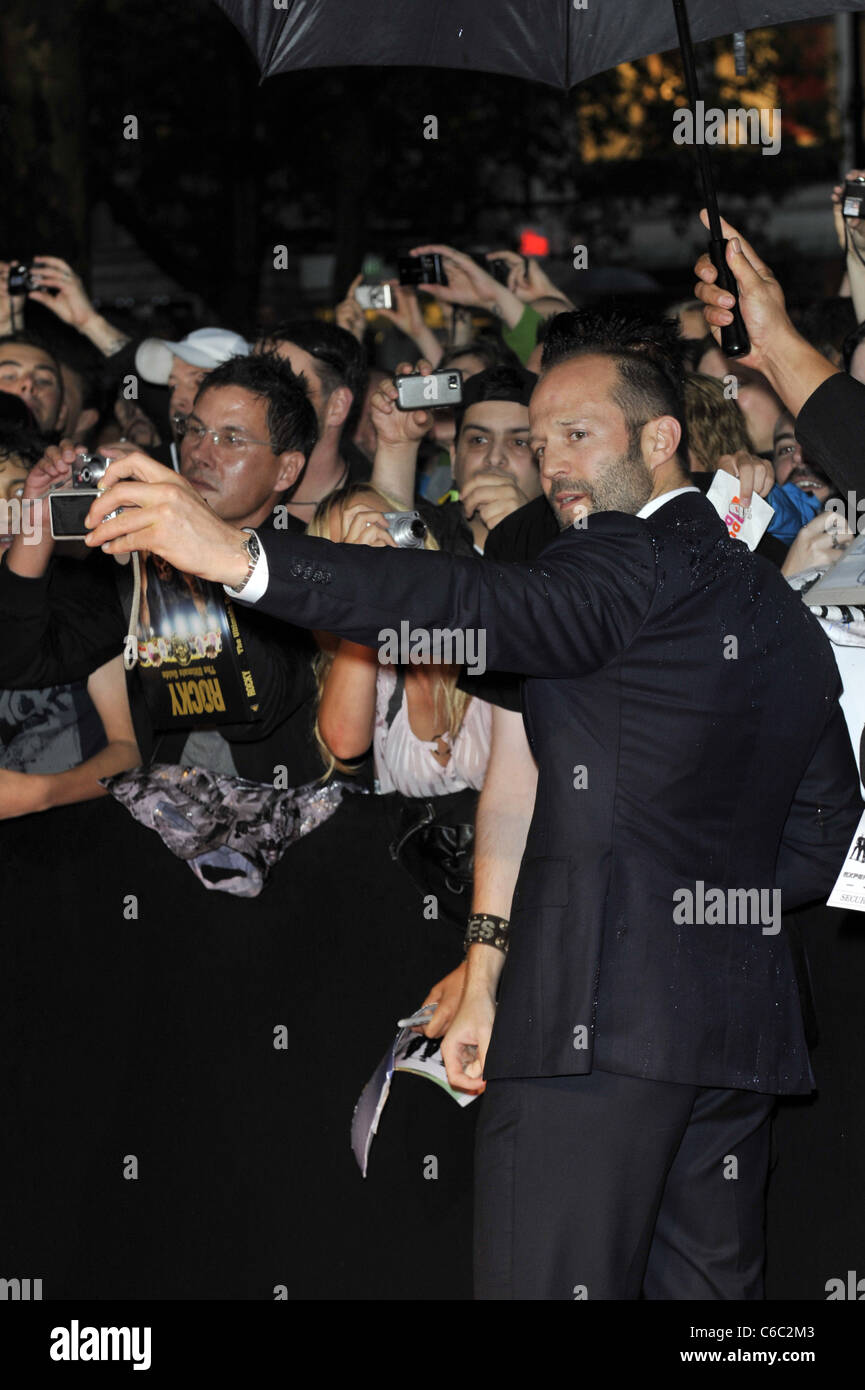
xmin=370 ymin=361 xmax=434 ymax=449
xmin=6 ymin=440 xmax=79 ymax=579
xmin=409 ymin=242 xmax=525 ymax=329
xmin=83 ymin=453 xmax=250 ymax=588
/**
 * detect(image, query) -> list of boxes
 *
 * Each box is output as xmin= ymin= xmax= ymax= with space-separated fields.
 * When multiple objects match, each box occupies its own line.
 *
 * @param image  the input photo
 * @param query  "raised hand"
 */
xmin=26 ymin=256 xmax=97 ymax=330
xmin=339 ymin=503 xmax=397 ymax=547
xmin=82 ymin=451 xmax=249 ymax=584
xmin=781 ymin=510 xmax=855 ymax=579
xmin=334 ymin=273 xmax=367 ymax=343
xmin=409 ymin=242 xmax=524 ymax=327
xmin=370 ymin=360 xmax=434 ymax=449
xmin=832 ymin=169 xmax=865 ymax=255
xmin=459 ymin=471 xmax=532 ymax=532
xmin=715 ymin=450 xmax=775 ymax=508
xmin=693 ymin=210 xmax=790 ymax=372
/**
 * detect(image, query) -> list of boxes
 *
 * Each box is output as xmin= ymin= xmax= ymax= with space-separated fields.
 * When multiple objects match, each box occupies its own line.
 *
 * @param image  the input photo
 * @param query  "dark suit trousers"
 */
xmin=474 ymin=1069 xmax=775 ymax=1300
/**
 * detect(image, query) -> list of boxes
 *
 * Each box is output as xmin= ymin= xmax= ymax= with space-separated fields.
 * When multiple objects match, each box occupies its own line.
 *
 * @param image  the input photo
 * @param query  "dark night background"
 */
xmin=1 ymin=1 xmax=862 ymax=335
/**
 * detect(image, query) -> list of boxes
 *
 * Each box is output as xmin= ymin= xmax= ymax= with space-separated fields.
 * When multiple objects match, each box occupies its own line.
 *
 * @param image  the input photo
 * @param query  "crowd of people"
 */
xmin=1 ymin=170 xmax=865 ymax=1300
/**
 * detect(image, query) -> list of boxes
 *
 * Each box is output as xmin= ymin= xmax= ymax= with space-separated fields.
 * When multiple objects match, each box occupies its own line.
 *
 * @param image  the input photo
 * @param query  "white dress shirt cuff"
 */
xmin=224 ymin=543 xmax=270 ymax=603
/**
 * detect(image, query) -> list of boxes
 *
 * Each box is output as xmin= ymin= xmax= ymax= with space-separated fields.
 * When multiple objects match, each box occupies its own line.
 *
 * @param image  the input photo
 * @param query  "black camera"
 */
xmin=468 ymin=251 xmax=512 ymax=286
xmin=383 ymin=510 xmax=428 ymax=549
xmin=843 ymin=176 xmax=865 ymax=219
xmin=7 ymin=262 xmax=36 ymax=295
xmin=49 ymin=453 xmax=118 ymax=541
xmin=397 ymin=253 xmax=448 ymax=287
xmin=395 ymin=369 xmax=463 ymax=412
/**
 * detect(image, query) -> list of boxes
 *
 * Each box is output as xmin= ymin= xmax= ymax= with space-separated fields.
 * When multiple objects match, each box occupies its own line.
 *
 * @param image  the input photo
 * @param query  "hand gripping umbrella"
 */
xmin=215 ymin=0 xmax=865 ymax=356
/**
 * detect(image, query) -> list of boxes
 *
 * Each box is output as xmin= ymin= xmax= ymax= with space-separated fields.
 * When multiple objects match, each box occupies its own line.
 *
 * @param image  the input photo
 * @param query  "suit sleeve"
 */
xmin=776 ymin=703 xmax=864 ymax=910
xmin=247 ymin=513 xmax=656 ymax=679
xmin=795 ymin=373 xmax=865 ymax=498
xmin=0 ymin=554 xmax=123 ymax=690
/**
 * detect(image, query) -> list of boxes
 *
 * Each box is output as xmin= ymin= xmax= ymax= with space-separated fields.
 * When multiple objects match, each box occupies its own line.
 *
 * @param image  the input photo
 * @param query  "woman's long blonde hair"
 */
xmin=308 ymin=482 xmax=471 ymax=780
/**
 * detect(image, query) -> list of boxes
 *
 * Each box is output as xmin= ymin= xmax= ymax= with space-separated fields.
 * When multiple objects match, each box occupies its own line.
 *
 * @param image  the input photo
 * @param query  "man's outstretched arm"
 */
xmin=83 ymin=455 xmax=655 ymax=682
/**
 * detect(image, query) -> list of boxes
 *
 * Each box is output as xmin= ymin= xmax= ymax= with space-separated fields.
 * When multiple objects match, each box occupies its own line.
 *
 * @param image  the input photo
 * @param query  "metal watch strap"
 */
xmin=231 ymin=527 xmax=260 ymax=594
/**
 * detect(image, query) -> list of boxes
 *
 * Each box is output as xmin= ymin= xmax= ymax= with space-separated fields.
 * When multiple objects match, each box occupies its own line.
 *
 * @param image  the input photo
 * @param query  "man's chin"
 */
xmin=551 ymin=496 xmax=593 ymax=529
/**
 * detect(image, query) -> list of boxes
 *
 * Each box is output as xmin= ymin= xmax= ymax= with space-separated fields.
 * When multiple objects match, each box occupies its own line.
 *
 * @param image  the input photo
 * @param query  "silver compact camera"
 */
xmin=383 ymin=510 xmax=428 ymax=549
xmin=49 ymin=453 xmax=119 ymax=541
xmin=355 ymin=284 xmax=394 ymax=311
xmin=395 ymin=369 xmax=463 ymax=411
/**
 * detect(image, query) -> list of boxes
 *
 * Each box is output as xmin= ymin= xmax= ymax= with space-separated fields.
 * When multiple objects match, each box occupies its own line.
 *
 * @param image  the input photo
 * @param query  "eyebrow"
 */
xmin=0 ymin=356 xmax=57 ymax=375
xmin=188 ymin=414 xmax=252 ymax=434
xmin=464 ymin=420 xmax=530 ymax=434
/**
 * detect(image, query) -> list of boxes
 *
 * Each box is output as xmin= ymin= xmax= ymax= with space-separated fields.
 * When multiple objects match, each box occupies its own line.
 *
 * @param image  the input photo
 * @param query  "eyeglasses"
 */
xmin=178 ymin=418 xmax=272 ymax=452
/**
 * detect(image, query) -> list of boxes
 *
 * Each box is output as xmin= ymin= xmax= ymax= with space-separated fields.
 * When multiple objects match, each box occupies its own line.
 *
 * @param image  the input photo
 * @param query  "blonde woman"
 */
xmin=309 ymin=484 xmax=490 ymax=1043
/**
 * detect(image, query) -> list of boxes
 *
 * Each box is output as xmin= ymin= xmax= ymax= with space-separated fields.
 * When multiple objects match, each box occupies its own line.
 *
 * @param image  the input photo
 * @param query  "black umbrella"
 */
xmin=215 ymin=0 xmax=865 ymax=354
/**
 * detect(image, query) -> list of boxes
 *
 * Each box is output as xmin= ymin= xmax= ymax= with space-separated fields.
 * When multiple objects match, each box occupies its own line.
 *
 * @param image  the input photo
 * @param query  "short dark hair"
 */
xmin=28 ymin=315 xmax=106 ymax=414
xmin=793 ymin=296 xmax=856 ymax=366
xmin=0 ymin=330 xmax=63 ymax=381
xmin=539 ymin=309 xmax=688 ymax=458
xmin=195 ymin=350 xmax=318 ymax=461
xmin=259 ymin=318 xmax=367 ymax=408
xmin=0 ymin=418 xmax=47 ymax=469
xmin=453 ymin=364 xmax=536 ymax=438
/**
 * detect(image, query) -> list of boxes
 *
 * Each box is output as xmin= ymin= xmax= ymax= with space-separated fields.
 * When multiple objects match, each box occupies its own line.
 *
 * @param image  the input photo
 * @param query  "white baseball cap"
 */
xmin=135 ymin=327 xmax=250 ymax=385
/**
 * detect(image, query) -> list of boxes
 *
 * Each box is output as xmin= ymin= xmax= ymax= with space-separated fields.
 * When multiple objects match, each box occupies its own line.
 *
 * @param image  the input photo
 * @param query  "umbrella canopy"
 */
xmin=216 ymin=0 xmax=865 ymax=89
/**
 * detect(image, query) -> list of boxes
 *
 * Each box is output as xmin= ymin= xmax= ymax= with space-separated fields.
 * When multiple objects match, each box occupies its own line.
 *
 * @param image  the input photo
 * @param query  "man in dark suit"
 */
xmin=84 ymin=324 xmax=863 ymax=1301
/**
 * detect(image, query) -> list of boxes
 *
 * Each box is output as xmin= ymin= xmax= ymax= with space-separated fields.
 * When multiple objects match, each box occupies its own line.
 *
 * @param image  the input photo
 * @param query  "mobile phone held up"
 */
xmin=843 ymin=176 xmax=865 ymax=219
xmin=397 ymin=253 xmax=448 ymax=287
xmin=395 ymin=369 xmax=462 ymax=412
xmin=354 ymin=283 xmax=394 ymax=311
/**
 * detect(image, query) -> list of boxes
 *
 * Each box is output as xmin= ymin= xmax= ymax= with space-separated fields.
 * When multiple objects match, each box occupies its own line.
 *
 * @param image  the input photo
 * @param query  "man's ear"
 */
xmin=642 ymin=415 xmax=682 ymax=473
xmin=275 ymin=449 xmax=307 ymax=494
xmin=324 ymin=384 xmax=352 ymax=432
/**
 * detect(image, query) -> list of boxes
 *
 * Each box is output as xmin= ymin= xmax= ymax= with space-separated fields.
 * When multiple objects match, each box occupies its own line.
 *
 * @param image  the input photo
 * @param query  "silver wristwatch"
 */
xmin=231 ymin=527 xmax=261 ymax=594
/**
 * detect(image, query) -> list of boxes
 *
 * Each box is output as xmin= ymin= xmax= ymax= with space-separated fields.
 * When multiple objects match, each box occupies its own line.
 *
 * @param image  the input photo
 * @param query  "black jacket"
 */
xmin=796 ymin=370 xmax=864 ymax=500
xmin=240 ymin=491 xmax=862 ymax=1092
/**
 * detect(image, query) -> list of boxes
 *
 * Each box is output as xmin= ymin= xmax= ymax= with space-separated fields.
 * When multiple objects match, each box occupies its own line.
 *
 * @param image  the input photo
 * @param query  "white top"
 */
xmin=374 ymin=665 xmax=491 ymax=798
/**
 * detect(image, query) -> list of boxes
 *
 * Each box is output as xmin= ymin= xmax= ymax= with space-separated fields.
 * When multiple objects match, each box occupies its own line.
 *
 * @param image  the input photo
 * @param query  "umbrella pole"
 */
xmin=671 ymin=0 xmax=750 ymax=356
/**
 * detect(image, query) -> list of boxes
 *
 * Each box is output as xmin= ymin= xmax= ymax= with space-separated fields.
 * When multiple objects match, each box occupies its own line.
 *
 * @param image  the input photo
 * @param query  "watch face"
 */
xmin=245 ymin=531 xmax=260 ymax=562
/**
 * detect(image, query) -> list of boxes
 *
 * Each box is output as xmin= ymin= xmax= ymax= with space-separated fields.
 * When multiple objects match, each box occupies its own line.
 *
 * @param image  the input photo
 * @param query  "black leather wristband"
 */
xmin=464 ymin=913 xmax=510 ymax=956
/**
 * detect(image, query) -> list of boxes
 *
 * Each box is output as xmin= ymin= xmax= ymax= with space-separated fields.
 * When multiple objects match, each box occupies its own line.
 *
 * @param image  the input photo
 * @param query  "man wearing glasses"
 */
xmin=0 ymin=351 xmax=322 ymax=786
